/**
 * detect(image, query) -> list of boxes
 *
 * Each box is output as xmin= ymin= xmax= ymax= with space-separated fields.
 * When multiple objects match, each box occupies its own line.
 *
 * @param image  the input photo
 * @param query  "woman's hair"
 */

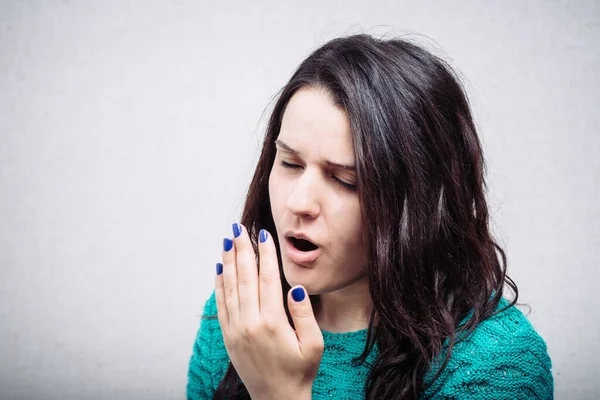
xmin=212 ymin=33 xmax=518 ymax=400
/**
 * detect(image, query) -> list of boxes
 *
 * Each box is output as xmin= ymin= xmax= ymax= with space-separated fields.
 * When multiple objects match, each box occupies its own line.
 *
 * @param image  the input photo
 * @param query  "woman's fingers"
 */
xmin=258 ymin=229 xmax=285 ymax=318
xmin=219 ymin=226 xmax=284 ymax=330
xmin=222 ymin=236 xmax=239 ymax=325
xmin=287 ymin=286 xmax=324 ymax=362
xmin=232 ymin=223 xmax=260 ymax=324
xmin=214 ymin=262 xmax=229 ymax=329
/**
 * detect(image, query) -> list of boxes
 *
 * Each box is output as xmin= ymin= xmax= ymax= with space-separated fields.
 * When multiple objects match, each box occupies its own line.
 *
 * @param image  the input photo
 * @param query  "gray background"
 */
xmin=1 ymin=1 xmax=598 ymax=399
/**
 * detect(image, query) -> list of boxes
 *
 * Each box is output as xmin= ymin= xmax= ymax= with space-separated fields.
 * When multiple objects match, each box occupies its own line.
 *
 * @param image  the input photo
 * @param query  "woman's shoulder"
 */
xmin=186 ymin=290 xmax=230 ymax=399
xmin=464 ymin=297 xmax=550 ymax=353
xmin=195 ymin=290 xmax=228 ymax=357
xmin=198 ymin=290 xmax=221 ymax=332
xmin=422 ymin=297 xmax=554 ymax=399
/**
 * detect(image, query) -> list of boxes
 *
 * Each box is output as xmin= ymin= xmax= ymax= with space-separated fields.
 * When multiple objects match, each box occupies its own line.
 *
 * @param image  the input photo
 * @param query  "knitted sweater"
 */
xmin=187 ymin=291 xmax=553 ymax=399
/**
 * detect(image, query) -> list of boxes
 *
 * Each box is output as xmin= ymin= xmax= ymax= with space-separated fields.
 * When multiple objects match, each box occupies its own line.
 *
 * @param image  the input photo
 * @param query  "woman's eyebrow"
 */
xmin=274 ymin=139 xmax=299 ymax=155
xmin=274 ymin=139 xmax=355 ymax=171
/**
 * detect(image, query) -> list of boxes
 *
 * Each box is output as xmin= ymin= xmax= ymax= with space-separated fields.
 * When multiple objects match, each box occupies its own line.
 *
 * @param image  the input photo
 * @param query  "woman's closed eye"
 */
xmin=281 ymin=160 xmax=302 ymax=170
xmin=280 ymin=160 xmax=356 ymax=191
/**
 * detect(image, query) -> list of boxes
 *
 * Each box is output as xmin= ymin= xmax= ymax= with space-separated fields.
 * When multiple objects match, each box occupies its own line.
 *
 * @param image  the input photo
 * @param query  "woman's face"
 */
xmin=268 ymin=87 xmax=368 ymax=295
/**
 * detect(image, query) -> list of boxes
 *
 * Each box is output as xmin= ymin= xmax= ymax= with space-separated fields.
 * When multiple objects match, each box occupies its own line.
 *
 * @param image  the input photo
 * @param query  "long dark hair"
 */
xmin=213 ymin=33 xmax=518 ymax=400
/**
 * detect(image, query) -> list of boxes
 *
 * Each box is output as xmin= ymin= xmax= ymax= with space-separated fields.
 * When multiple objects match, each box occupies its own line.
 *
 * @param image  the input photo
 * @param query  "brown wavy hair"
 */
xmin=212 ymin=33 xmax=518 ymax=400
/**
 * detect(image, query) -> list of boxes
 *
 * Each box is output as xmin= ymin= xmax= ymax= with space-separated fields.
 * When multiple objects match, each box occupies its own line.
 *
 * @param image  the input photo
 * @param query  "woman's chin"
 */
xmin=282 ymin=262 xmax=320 ymax=294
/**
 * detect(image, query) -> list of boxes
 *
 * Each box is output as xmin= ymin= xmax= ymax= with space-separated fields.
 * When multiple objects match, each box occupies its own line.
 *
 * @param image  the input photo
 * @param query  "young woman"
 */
xmin=187 ymin=34 xmax=553 ymax=399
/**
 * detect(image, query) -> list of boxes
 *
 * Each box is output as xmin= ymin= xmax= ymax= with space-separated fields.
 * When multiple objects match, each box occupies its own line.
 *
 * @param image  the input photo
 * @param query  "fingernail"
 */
xmin=216 ymin=263 xmax=223 ymax=275
xmin=291 ymin=287 xmax=305 ymax=302
xmin=232 ymin=223 xmax=242 ymax=238
xmin=259 ymin=229 xmax=268 ymax=243
xmin=223 ymin=238 xmax=233 ymax=252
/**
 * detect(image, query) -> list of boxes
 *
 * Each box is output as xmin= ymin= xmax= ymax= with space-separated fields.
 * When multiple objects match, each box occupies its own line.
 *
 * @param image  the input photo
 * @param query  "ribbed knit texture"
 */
xmin=187 ymin=291 xmax=553 ymax=399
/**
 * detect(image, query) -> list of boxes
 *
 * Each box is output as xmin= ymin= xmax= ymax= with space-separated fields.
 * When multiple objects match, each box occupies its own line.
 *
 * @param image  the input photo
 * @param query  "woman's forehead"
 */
xmin=279 ymin=87 xmax=355 ymax=163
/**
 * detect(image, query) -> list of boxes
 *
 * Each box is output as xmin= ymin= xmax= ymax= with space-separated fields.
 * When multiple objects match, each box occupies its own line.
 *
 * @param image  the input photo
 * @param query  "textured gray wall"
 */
xmin=1 ymin=1 xmax=598 ymax=399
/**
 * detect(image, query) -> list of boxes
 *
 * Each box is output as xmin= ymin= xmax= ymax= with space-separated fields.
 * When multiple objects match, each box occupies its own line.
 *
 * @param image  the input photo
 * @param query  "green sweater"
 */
xmin=187 ymin=291 xmax=553 ymax=399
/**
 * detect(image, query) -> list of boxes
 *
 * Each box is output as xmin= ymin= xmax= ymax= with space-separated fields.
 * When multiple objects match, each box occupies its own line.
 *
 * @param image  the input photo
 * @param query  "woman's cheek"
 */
xmin=269 ymin=173 xmax=288 ymax=216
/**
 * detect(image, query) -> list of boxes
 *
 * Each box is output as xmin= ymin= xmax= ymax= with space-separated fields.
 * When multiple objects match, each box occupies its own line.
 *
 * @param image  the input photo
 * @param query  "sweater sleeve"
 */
xmin=423 ymin=303 xmax=554 ymax=400
xmin=482 ymin=348 xmax=551 ymax=399
xmin=429 ymin=344 xmax=554 ymax=399
xmin=186 ymin=290 xmax=230 ymax=400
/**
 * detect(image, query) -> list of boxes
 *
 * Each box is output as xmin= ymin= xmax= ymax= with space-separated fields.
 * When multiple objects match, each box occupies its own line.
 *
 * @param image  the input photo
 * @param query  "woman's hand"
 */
xmin=215 ymin=223 xmax=324 ymax=400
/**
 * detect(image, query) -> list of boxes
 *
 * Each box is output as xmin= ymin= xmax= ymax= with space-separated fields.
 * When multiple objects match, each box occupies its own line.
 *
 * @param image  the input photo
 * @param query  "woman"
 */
xmin=187 ymin=34 xmax=553 ymax=399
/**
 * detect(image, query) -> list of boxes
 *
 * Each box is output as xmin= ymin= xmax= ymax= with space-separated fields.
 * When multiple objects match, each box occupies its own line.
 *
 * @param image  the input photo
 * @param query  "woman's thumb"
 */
xmin=288 ymin=286 xmax=324 ymax=360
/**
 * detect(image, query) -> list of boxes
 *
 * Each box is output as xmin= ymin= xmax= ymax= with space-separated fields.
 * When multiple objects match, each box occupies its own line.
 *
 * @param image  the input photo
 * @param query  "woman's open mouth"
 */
xmin=285 ymin=236 xmax=321 ymax=265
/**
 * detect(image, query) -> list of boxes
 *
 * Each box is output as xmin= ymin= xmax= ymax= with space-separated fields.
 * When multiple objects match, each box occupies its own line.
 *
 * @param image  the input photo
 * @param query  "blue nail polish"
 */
xmin=232 ymin=223 xmax=242 ymax=238
xmin=216 ymin=263 xmax=223 ymax=275
xmin=223 ymin=238 xmax=233 ymax=252
xmin=259 ymin=229 xmax=268 ymax=243
xmin=292 ymin=287 xmax=305 ymax=302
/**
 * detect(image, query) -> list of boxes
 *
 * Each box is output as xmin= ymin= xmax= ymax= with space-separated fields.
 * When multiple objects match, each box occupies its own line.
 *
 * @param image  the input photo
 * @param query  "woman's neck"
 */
xmin=313 ymin=277 xmax=372 ymax=333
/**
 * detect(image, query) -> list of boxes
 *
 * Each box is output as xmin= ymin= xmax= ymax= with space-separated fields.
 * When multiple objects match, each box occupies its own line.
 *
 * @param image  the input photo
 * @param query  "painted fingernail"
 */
xmin=223 ymin=238 xmax=233 ymax=252
xmin=292 ymin=287 xmax=305 ymax=302
xmin=216 ymin=262 xmax=223 ymax=275
xmin=259 ymin=229 xmax=268 ymax=243
xmin=232 ymin=223 xmax=242 ymax=238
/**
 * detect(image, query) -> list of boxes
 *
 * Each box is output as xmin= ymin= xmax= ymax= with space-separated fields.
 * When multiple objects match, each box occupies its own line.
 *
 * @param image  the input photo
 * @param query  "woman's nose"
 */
xmin=286 ymin=169 xmax=321 ymax=218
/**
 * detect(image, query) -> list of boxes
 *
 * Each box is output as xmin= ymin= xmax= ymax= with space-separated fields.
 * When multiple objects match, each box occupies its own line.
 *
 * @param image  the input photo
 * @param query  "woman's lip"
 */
xmin=284 ymin=238 xmax=321 ymax=265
